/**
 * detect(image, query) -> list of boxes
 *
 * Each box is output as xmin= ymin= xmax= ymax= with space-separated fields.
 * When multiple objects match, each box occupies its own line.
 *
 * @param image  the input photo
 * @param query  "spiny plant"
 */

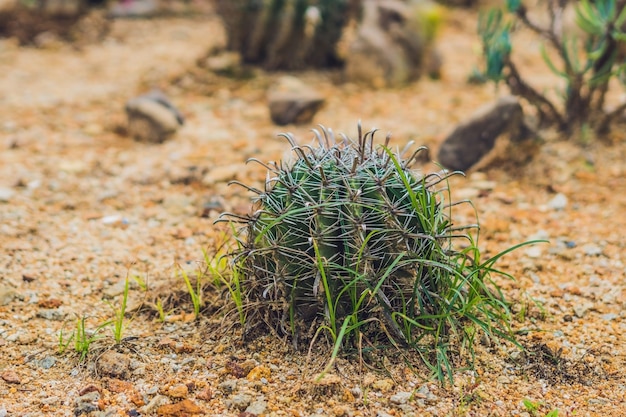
xmin=215 ymin=0 xmax=350 ymax=70
xmin=220 ymin=124 xmax=528 ymax=382
xmin=477 ymin=0 xmax=626 ymax=136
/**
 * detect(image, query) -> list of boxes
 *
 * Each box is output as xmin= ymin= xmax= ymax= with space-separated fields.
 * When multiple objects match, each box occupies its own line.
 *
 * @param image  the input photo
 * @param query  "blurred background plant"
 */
xmin=477 ymin=0 xmax=626 ymax=136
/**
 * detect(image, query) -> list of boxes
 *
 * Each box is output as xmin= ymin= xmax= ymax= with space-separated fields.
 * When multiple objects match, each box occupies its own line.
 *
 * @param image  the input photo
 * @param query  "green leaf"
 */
xmin=506 ymin=0 xmax=522 ymax=13
xmin=575 ymin=0 xmax=604 ymax=35
xmin=541 ymin=44 xmax=568 ymax=78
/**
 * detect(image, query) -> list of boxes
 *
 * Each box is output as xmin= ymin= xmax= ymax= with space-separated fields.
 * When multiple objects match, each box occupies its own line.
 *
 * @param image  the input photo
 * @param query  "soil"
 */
xmin=1 ymin=5 xmax=625 ymax=417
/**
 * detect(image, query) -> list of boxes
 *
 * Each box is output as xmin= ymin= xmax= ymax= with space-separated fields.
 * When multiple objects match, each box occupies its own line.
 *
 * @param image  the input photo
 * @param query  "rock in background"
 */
xmin=125 ymin=90 xmax=184 ymax=143
xmin=437 ymin=96 xmax=538 ymax=172
xmin=267 ymin=76 xmax=325 ymax=125
xmin=344 ymin=0 xmax=443 ymax=87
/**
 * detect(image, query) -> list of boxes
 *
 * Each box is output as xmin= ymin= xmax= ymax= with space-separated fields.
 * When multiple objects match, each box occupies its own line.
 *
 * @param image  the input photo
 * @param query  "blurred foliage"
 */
xmin=477 ymin=0 xmax=626 ymax=136
xmin=215 ymin=0 xmax=351 ymax=70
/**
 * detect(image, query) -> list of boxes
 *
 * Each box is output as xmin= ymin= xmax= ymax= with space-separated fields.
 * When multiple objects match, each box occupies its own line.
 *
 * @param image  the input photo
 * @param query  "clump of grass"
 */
xmin=220 ymin=123 xmax=535 ymax=382
xmin=64 ymin=315 xmax=111 ymax=361
xmin=107 ymin=278 xmax=130 ymax=344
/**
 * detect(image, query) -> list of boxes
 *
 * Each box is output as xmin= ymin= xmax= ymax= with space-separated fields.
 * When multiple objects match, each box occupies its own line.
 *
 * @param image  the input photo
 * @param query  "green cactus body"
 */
xmin=225 ymin=124 xmax=457 ymax=340
xmin=219 ymin=124 xmax=526 ymax=381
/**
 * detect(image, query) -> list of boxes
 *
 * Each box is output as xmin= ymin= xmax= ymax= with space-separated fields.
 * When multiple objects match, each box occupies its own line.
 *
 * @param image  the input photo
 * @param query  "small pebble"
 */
xmin=390 ymin=391 xmax=412 ymax=405
xmin=229 ymin=393 xmax=252 ymax=411
xmin=547 ymin=193 xmax=568 ymax=210
xmin=141 ymin=395 xmax=170 ymax=414
xmin=0 ymin=187 xmax=15 ymax=202
xmin=37 ymin=309 xmax=66 ymax=321
xmin=39 ymin=356 xmax=57 ymax=369
xmin=1 ymin=370 xmax=20 ymax=384
xmin=525 ymin=246 xmax=542 ymax=259
xmin=97 ymin=350 xmax=130 ymax=379
xmin=219 ymin=379 xmax=237 ymax=394
xmin=0 ymin=286 xmax=16 ymax=306
xmin=582 ymin=243 xmax=603 ymax=256
xmin=246 ymin=399 xmax=268 ymax=415
xmin=167 ymin=383 xmax=188 ymax=399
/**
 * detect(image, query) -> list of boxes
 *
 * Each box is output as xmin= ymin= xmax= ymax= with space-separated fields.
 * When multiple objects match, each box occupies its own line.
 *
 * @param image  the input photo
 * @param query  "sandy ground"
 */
xmin=0 ymin=5 xmax=625 ymax=417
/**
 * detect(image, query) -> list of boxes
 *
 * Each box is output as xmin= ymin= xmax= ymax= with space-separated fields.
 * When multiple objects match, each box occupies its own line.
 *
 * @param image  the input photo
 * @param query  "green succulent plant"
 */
xmin=220 ymin=124 xmax=526 ymax=382
xmin=477 ymin=0 xmax=626 ymax=135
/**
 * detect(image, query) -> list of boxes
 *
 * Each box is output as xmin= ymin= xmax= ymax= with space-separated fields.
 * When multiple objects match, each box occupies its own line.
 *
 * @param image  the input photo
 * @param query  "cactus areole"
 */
xmin=223 ymin=124 xmax=459 ymax=344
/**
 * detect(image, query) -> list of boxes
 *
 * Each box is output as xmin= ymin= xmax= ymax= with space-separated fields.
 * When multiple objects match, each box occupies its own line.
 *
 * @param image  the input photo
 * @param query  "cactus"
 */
xmin=220 ymin=124 xmax=523 ymax=381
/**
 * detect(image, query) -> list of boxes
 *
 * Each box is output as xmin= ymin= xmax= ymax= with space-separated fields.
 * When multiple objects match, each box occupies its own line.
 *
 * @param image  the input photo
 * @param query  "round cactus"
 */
xmin=221 ymin=124 xmax=518 ymax=368
xmin=223 ymin=124 xmax=463 ymax=341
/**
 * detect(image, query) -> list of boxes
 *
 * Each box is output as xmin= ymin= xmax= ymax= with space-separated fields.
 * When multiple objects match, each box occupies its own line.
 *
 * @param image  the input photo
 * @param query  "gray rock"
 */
xmin=0 ymin=187 xmax=15 ymax=203
xmin=0 ymin=285 xmax=16 ymax=306
xmin=267 ymin=76 xmax=325 ymax=126
xmin=437 ymin=96 xmax=533 ymax=171
xmin=39 ymin=356 xmax=57 ymax=369
xmin=219 ymin=379 xmax=237 ymax=394
xmin=573 ymin=302 xmax=593 ymax=318
xmin=75 ymin=391 xmax=100 ymax=416
xmin=344 ymin=0 xmax=428 ymax=87
xmin=245 ymin=399 xmax=268 ymax=415
xmin=37 ymin=309 xmax=66 ymax=321
xmin=140 ymin=394 xmax=170 ymax=415
xmin=229 ymin=393 xmax=252 ymax=411
xmin=390 ymin=391 xmax=412 ymax=405
xmin=582 ymin=243 xmax=603 ymax=256
xmin=96 ymin=350 xmax=130 ymax=379
xmin=125 ymin=90 xmax=183 ymax=143
xmin=547 ymin=193 xmax=568 ymax=210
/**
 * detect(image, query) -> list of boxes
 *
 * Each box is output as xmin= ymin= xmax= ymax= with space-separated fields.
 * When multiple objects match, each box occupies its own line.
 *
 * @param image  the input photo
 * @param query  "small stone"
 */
xmin=0 ymin=285 xmax=16 ymax=306
xmin=245 ymin=399 xmax=267 ymax=415
xmin=247 ymin=365 xmax=271 ymax=381
xmin=167 ymin=383 xmax=188 ymax=399
xmin=141 ymin=395 xmax=170 ymax=415
xmin=103 ymin=279 xmax=128 ymax=298
xmin=0 ymin=187 xmax=15 ymax=202
xmin=547 ymin=193 xmax=568 ymax=210
xmin=37 ymin=309 xmax=66 ymax=321
xmin=525 ymin=246 xmax=543 ymax=259
xmin=582 ymin=243 xmax=603 ymax=256
xmin=229 ymin=393 xmax=253 ymax=411
xmin=496 ymin=375 xmax=511 ymax=384
xmin=219 ymin=379 xmax=237 ymax=394
xmin=97 ymin=350 xmax=131 ymax=379
xmin=267 ymin=76 xmax=325 ymax=126
xmin=1 ymin=370 xmax=21 ymax=384
xmin=125 ymin=90 xmax=184 ymax=143
xmin=39 ymin=356 xmax=57 ymax=369
xmin=37 ymin=298 xmax=62 ymax=309
xmin=601 ymin=313 xmax=618 ymax=321
xmin=17 ymin=331 xmax=38 ymax=345
xmin=390 ymin=391 xmax=412 ymax=405
xmin=156 ymin=399 xmax=204 ymax=416
xmin=372 ymin=378 xmax=394 ymax=393
xmin=75 ymin=391 xmax=100 ymax=416
xmin=101 ymin=215 xmax=122 ymax=225
xmin=438 ymin=96 xmax=533 ymax=171
xmin=573 ymin=303 xmax=594 ymax=318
